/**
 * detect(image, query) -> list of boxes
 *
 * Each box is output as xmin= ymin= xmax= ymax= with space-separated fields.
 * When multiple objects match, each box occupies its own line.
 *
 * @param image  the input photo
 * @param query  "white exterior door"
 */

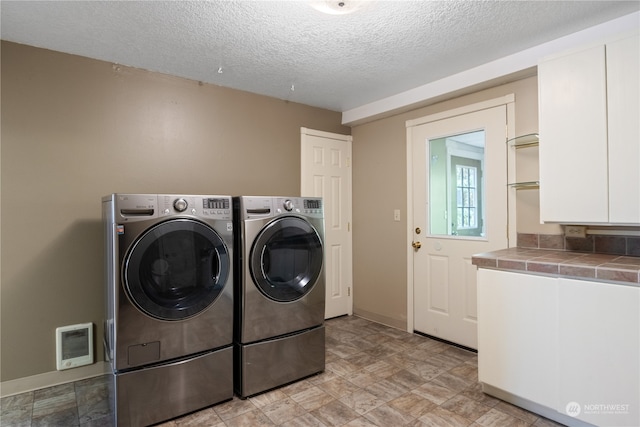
xmin=301 ymin=128 xmax=353 ymax=319
xmin=408 ymin=100 xmax=510 ymax=349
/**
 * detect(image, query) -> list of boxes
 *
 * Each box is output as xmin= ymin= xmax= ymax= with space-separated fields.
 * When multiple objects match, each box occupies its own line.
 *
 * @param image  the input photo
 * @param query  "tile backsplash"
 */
xmin=517 ymin=233 xmax=640 ymax=257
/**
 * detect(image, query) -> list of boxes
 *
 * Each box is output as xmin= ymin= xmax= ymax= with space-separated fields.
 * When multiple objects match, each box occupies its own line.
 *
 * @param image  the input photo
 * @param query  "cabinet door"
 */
xmin=558 ymin=279 xmax=640 ymax=426
xmin=538 ymin=45 xmax=608 ymax=223
xmin=607 ymin=33 xmax=640 ymax=224
xmin=477 ymin=269 xmax=558 ymax=409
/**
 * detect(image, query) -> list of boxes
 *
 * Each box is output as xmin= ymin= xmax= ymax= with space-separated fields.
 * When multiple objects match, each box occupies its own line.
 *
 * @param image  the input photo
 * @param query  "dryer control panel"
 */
xmin=239 ymin=196 xmax=323 ymax=219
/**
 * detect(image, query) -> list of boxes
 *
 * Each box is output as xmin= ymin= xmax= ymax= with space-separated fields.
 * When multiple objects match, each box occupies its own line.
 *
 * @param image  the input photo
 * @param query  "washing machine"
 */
xmin=233 ymin=196 xmax=325 ymax=398
xmin=103 ymin=194 xmax=234 ymax=426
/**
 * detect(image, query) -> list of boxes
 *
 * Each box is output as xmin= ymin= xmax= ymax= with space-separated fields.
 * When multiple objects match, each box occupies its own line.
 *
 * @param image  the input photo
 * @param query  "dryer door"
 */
xmin=250 ymin=216 xmax=323 ymax=302
xmin=124 ymin=219 xmax=230 ymax=320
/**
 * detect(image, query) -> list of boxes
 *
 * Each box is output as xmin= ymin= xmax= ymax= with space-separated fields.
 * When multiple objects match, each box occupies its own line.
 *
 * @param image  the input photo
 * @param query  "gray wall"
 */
xmin=0 ymin=41 xmax=349 ymax=382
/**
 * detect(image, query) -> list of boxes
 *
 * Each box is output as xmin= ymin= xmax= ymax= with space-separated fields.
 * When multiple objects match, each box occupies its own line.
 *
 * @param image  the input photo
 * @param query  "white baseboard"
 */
xmin=352 ymin=308 xmax=406 ymax=331
xmin=0 ymin=362 xmax=110 ymax=398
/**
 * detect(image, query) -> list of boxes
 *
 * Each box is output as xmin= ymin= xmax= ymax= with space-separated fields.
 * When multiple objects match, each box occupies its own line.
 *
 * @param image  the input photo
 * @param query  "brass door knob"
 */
xmin=412 ymin=241 xmax=422 ymax=249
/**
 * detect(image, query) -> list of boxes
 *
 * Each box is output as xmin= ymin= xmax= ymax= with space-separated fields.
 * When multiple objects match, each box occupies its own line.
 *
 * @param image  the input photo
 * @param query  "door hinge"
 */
xmin=348 ymin=287 xmax=351 ymax=297
xmin=346 ymin=157 xmax=351 ymax=167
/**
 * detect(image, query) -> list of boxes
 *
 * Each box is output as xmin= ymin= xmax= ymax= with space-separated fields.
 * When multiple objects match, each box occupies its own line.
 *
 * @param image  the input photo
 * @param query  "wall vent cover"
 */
xmin=56 ymin=323 xmax=93 ymax=370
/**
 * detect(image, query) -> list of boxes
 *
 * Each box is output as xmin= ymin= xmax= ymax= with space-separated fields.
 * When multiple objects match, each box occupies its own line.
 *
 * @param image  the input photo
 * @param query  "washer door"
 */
xmin=250 ymin=216 xmax=323 ymax=302
xmin=124 ymin=219 xmax=230 ymax=320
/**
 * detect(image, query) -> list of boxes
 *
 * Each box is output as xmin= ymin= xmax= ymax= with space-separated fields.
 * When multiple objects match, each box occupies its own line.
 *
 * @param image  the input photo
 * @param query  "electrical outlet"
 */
xmin=565 ymin=225 xmax=587 ymax=238
xmin=394 ymin=209 xmax=401 ymax=221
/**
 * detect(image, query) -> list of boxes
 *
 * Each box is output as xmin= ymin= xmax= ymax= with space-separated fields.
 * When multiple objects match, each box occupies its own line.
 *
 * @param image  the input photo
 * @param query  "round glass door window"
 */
xmin=124 ymin=219 xmax=230 ymax=320
xmin=250 ymin=216 xmax=323 ymax=302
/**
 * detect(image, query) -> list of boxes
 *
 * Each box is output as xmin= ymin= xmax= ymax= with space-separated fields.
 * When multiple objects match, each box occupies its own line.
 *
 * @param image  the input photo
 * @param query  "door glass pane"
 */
xmin=250 ymin=217 xmax=323 ymax=302
xmin=428 ymin=130 xmax=485 ymax=237
xmin=125 ymin=220 xmax=229 ymax=320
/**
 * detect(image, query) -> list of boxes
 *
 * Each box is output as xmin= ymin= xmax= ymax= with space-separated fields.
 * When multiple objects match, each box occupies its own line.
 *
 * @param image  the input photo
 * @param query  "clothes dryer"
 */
xmin=233 ymin=196 xmax=325 ymax=397
xmin=103 ymin=194 xmax=234 ymax=426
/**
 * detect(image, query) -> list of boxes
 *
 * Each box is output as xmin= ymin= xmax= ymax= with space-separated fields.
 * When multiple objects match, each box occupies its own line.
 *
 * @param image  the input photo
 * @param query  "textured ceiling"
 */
xmin=2 ymin=1 xmax=639 ymax=113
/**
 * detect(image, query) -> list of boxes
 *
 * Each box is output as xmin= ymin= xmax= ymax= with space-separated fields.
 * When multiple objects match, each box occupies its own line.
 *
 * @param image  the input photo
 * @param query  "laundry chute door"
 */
xmin=301 ymin=127 xmax=353 ymax=319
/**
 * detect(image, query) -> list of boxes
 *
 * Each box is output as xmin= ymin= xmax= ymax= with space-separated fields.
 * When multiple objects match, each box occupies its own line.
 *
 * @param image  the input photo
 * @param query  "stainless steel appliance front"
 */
xmin=111 ymin=347 xmax=232 ymax=426
xmin=103 ymin=194 xmax=234 ymax=425
xmin=233 ymin=196 xmax=325 ymax=397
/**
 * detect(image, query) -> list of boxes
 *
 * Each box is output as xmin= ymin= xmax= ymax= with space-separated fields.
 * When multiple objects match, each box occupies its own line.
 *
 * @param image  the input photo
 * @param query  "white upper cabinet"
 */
xmin=538 ymin=31 xmax=640 ymax=224
xmin=607 ymin=34 xmax=640 ymax=223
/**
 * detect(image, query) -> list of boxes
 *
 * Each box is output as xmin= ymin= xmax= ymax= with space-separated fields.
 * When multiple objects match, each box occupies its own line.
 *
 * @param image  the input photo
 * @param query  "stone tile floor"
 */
xmin=1 ymin=315 xmax=565 ymax=426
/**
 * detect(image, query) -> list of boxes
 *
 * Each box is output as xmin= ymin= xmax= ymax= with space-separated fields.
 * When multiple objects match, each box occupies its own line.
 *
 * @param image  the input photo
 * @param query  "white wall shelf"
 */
xmin=507 ymin=133 xmax=539 ymax=188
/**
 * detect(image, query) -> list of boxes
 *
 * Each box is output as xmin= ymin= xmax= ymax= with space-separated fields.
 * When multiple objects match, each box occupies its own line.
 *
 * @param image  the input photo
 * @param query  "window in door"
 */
xmin=452 ymin=156 xmax=483 ymax=237
xmin=456 ymin=164 xmax=478 ymax=229
xmin=428 ymin=130 xmax=485 ymax=237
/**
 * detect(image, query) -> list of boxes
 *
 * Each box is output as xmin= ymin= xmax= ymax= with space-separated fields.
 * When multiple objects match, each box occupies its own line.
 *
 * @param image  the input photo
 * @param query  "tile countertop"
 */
xmin=472 ymin=248 xmax=640 ymax=286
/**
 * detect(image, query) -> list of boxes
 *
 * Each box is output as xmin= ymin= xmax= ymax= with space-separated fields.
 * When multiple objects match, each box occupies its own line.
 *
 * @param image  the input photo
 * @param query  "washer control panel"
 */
xmin=115 ymin=194 xmax=232 ymax=222
xmin=173 ymin=198 xmax=188 ymax=212
xmin=159 ymin=195 xmax=232 ymax=220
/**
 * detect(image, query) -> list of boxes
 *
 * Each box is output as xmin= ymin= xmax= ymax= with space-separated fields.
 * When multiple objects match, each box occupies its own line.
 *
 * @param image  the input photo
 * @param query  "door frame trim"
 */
xmin=405 ymin=94 xmax=515 ymax=333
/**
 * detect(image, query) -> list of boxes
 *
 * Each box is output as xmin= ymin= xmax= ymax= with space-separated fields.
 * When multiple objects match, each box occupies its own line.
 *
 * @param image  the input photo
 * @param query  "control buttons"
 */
xmin=283 ymin=199 xmax=294 ymax=212
xmin=173 ymin=198 xmax=188 ymax=212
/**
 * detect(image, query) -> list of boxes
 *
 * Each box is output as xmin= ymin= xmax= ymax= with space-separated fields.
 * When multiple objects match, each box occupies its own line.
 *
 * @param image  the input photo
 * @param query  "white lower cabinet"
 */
xmin=558 ymin=278 xmax=640 ymax=427
xmin=478 ymin=269 xmax=640 ymax=427
xmin=478 ymin=269 xmax=558 ymax=409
